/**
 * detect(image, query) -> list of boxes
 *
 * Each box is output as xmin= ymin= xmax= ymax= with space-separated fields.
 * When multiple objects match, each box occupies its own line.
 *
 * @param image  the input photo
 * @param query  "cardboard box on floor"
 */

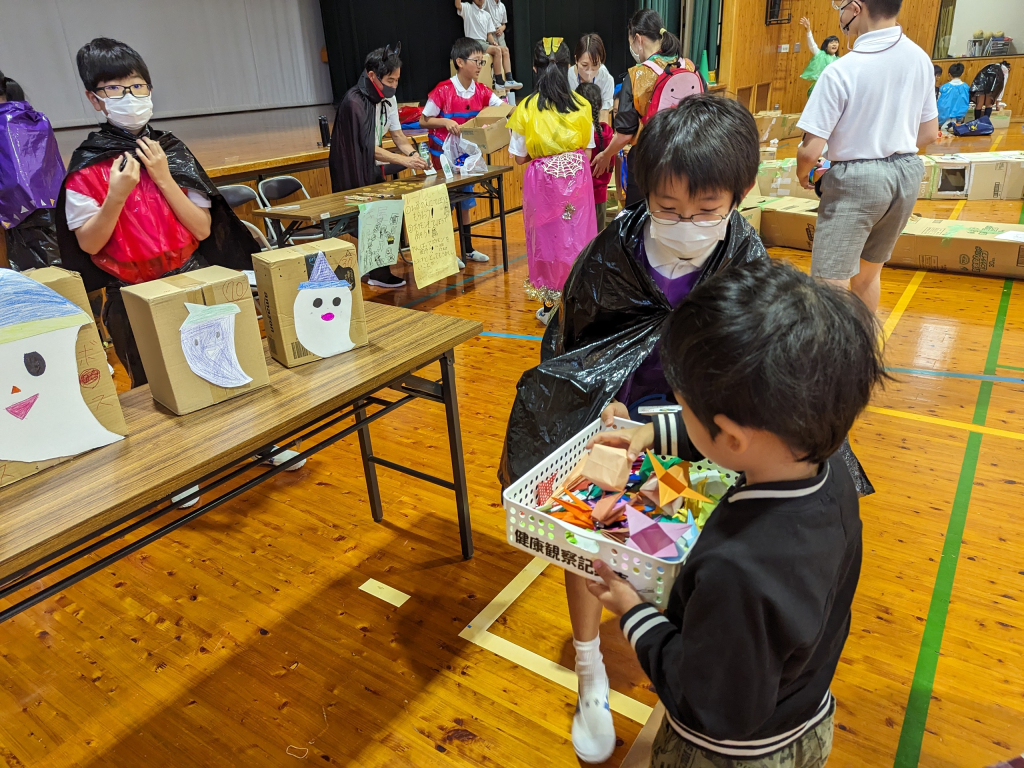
xmin=757 ymin=160 xmax=819 ymax=201
xmin=997 ymin=151 xmax=1024 ymax=199
xmin=753 ymin=111 xmax=781 ymax=144
xmin=738 ymin=193 xmax=781 ymax=235
xmin=122 ymin=266 xmax=269 ymax=416
xmin=918 ymin=156 xmax=936 ymax=199
xmin=930 ymin=154 xmax=972 ymax=199
xmin=776 ymin=113 xmax=804 ymax=141
xmin=0 ymin=267 xmax=128 ymax=489
xmin=963 ymin=151 xmax=1024 ymax=200
xmin=252 ymin=238 xmax=368 ymax=368
xmin=451 ymin=55 xmax=493 ymax=90
xmin=890 ymin=218 xmax=1024 ymax=279
xmin=759 ymin=197 xmax=820 ymax=251
xmin=458 ymin=103 xmax=514 ymax=153
xmin=990 ymin=109 xmax=1012 ymax=130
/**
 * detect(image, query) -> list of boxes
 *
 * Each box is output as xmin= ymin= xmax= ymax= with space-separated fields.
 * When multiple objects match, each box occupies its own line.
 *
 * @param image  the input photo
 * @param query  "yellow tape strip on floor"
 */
xmin=866 ymin=405 xmax=1024 ymax=441
xmin=460 ymin=557 xmax=653 ymax=723
xmin=358 ymin=579 xmax=411 ymax=608
xmin=990 ymin=132 xmax=1005 ymax=151
xmin=881 ymin=270 xmax=926 ymax=341
xmin=950 ymin=199 xmax=967 ymax=220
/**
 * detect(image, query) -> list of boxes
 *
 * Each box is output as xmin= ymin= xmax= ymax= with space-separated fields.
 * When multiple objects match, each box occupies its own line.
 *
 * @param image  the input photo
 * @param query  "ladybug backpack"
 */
xmin=640 ymin=60 xmax=705 ymax=123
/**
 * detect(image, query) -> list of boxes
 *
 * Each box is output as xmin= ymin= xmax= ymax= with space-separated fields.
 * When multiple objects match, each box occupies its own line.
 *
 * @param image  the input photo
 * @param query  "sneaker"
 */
xmin=171 ymin=485 xmax=200 ymax=509
xmin=536 ymin=305 xmax=554 ymax=326
xmin=365 ymin=269 xmax=407 ymax=289
xmin=571 ymin=679 xmax=616 ymax=763
xmin=504 ymin=78 xmax=524 ymax=90
xmin=464 ymin=250 xmax=489 ymax=263
xmin=261 ymin=447 xmax=306 ymax=471
xmin=458 ymin=258 xmax=466 ymax=269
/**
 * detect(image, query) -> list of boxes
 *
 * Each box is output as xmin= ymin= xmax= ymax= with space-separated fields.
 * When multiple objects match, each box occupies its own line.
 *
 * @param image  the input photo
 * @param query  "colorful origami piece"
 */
xmin=624 ymin=506 xmax=693 ymax=559
xmin=645 ymin=450 xmax=712 ymax=509
xmin=592 ymin=493 xmax=628 ymax=525
xmin=537 ymin=472 xmax=557 ymax=506
xmin=582 ymin=444 xmax=631 ymax=492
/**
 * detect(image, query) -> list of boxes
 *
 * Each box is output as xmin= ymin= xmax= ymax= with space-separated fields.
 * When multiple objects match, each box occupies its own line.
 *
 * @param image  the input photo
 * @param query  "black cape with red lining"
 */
xmin=329 ymin=73 xmax=387 ymax=193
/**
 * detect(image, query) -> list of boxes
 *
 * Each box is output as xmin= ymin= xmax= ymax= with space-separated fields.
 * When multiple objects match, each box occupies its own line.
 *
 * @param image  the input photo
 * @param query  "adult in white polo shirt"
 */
xmin=796 ymin=0 xmax=937 ymax=313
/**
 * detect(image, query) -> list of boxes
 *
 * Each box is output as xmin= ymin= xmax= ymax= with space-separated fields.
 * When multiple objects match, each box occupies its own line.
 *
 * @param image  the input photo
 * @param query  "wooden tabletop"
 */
xmin=0 ymin=303 xmax=482 ymax=583
xmin=254 ymin=165 xmax=514 ymax=223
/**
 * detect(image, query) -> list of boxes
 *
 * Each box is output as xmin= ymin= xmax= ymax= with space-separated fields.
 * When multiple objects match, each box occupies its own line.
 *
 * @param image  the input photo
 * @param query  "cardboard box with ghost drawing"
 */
xmin=121 ymin=266 xmax=269 ymax=416
xmin=889 ymin=218 xmax=1024 ymax=279
xmin=252 ymin=238 xmax=369 ymax=368
xmin=0 ymin=267 xmax=127 ymax=489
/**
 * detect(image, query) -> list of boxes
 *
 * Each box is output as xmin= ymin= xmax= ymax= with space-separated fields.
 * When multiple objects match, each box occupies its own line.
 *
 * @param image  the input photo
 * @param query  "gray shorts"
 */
xmin=494 ymin=33 xmax=507 ymax=48
xmin=811 ymin=154 xmax=924 ymax=280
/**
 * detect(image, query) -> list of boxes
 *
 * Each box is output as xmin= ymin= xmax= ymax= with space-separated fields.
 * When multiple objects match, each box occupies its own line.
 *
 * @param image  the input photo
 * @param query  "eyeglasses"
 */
xmin=466 ymin=58 xmax=485 ymax=67
xmin=93 ymin=84 xmax=152 ymax=99
xmin=649 ymin=210 xmax=727 ymax=227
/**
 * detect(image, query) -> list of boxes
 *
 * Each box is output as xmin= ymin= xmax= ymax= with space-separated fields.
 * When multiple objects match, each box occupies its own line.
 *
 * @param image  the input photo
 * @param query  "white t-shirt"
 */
xmin=798 ymin=26 xmax=937 ymax=161
xmin=65 ymin=187 xmax=210 ymax=231
xmin=458 ymin=1 xmax=495 ymax=42
xmin=422 ymin=77 xmax=505 ymax=119
xmin=374 ymin=95 xmax=402 ymax=165
xmin=485 ymin=0 xmax=507 ymax=29
xmin=568 ymin=64 xmax=615 ymax=112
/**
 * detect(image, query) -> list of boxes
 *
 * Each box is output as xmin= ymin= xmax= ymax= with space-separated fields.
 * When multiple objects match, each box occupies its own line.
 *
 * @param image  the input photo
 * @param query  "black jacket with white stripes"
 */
xmin=619 ymin=412 xmax=861 ymax=757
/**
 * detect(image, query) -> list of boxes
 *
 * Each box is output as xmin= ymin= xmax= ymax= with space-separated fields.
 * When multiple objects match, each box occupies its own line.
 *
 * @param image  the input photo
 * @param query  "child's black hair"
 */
xmin=364 ymin=44 xmax=402 ymax=78
xmin=451 ymin=38 xmax=486 ymax=67
xmin=948 ymin=62 xmax=965 ymax=78
xmin=863 ymin=0 xmax=902 ymax=18
xmin=574 ymin=34 xmax=606 ymax=66
xmin=526 ymin=38 xmax=578 ymax=114
xmin=628 ymin=9 xmax=681 ymax=59
xmin=822 ymin=35 xmax=840 ymax=53
xmin=631 ymin=94 xmax=758 ymax=205
xmin=662 ymin=259 xmax=888 ymax=465
xmin=934 ymin=64 xmax=942 ymax=77
xmin=0 ymin=70 xmax=25 ymax=102
xmin=1001 ymin=60 xmax=1011 ymax=69
xmin=576 ymin=82 xmax=606 ymax=153
xmin=76 ymin=38 xmax=151 ymax=92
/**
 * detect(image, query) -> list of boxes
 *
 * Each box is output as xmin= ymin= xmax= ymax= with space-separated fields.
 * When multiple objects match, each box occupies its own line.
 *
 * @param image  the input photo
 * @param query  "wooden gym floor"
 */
xmin=1 ymin=126 xmax=1023 ymax=768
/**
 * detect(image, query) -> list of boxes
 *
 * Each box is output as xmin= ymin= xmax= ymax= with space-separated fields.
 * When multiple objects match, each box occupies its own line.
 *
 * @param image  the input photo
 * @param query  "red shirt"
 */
xmin=65 ymin=160 xmax=199 ymax=284
xmin=591 ymin=123 xmax=614 ymax=204
xmin=426 ymin=78 xmax=497 ymax=170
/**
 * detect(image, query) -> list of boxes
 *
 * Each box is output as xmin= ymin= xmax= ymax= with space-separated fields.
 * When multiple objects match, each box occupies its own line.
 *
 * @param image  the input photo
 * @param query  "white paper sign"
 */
xmin=357 ymin=200 xmax=405 ymax=274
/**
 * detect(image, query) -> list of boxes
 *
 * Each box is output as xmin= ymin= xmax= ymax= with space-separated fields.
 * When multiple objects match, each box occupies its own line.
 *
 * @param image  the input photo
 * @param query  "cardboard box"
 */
xmin=759 ymin=146 xmax=777 ymax=163
xmin=997 ymin=151 xmax=1024 ymax=199
xmin=777 ymin=113 xmax=804 ymax=140
xmin=1 ymin=267 xmax=128 ymax=489
xmin=458 ymin=103 xmax=514 ymax=153
xmin=753 ymin=110 xmax=781 ymax=144
xmin=122 ymin=266 xmax=269 ymax=416
xmin=990 ymin=109 xmax=1012 ymax=129
xmin=738 ymin=193 xmax=780 ymax=235
xmin=252 ymin=238 xmax=368 ymax=368
xmin=451 ymin=55 xmax=493 ymax=90
xmin=930 ymin=154 xmax=971 ymax=199
xmin=759 ymin=197 xmax=820 ymax=251
xmin=757 ymin=160 xmax=819 ymax=200
xmin=918 ymin=155 xmax=936 ymax=200
xmin=890 ymin=218 xmax=1024 ymax=278
xmin=965 ymin=152 xmax=1012 ymax=200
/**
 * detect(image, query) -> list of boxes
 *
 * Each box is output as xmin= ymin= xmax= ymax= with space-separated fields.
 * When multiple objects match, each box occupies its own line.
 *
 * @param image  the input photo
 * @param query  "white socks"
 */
xmin=572 ymin=637 xmax=615 ymax=764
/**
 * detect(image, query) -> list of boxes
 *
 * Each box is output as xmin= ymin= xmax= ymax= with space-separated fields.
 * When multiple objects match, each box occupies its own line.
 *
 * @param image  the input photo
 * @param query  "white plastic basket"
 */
xmin=502 ymin=417 xmax=737 ymax=606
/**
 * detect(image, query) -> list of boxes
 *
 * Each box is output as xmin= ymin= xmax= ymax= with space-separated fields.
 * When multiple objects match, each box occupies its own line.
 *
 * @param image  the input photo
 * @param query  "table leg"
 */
xmin=498 ymin=173 xmax=508 ymax=272
xmin=355 ymin=402 xmax=384 ymax=523
xmin=440 ymin=349 xmax=473 ymax=560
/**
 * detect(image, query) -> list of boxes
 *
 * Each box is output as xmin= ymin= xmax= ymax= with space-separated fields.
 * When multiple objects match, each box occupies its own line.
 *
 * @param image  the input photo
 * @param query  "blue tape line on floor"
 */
xmin=480 ymin=332 xmax=545 ymax=341
xmin=888 ymin=367 xmax=1024 ymax=385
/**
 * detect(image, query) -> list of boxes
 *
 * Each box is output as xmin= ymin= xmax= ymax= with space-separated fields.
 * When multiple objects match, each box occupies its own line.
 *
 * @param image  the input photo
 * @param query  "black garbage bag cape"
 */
xmin=329 ymin=73 xmax=386 ymax=193
xmin=55 ymin=122 xmax=257 ymax=292
xmin=498 ymin=204 xmax=876 ymax=496
xmin=5 ymin=208 xmax=61 ymax=271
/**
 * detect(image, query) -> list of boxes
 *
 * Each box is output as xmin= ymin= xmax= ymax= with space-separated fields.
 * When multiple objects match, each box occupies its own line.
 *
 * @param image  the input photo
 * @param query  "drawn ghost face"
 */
xmin=0 ymin=271 xmax=122 ymax=463
xmin=293 ymin=284 xmax=353 ymax=359
xmin=179 ymin=303 xmax=253 ymax=389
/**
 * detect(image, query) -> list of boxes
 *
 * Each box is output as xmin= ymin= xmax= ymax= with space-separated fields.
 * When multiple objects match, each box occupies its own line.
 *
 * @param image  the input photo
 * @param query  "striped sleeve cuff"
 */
xmin=652 ymin=412 xmax=684 ymax=457
xmin=620 ymin=603 xmax=672 ymax=650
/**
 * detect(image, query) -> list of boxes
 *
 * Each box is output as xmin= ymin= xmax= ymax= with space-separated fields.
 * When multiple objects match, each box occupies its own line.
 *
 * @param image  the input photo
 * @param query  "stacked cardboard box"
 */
xmin=890 ymin=218 xmax=1024 ymax=279
xmin=759 ymin=198 xmax=820 ymax=251
xmin=756 ymin=159 xmax=819 ymax=201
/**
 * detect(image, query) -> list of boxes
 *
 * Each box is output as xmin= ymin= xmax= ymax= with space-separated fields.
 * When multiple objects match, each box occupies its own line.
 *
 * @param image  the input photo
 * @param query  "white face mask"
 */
xmin=647 ymin=214 xmax=731 ymax=278
xmin=629 ymin=37 xmax=642 ymax=63
xmin=102 ymin=94 xmax=153 ymax=131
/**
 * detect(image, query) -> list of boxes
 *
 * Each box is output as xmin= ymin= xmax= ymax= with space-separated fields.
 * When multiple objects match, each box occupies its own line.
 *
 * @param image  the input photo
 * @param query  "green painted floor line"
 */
xmin=998 ymin=364 xmax=1024 ymax=372
xmin=1019 ymin=201 xmax=1024 ymax=225
xmin=893 ymin=280 xmax=1013 ymax=768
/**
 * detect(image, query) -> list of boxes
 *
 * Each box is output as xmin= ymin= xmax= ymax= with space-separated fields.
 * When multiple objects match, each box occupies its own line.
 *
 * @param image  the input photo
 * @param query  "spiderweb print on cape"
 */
xmin=541 ymin=152 xmax=585 ymax=180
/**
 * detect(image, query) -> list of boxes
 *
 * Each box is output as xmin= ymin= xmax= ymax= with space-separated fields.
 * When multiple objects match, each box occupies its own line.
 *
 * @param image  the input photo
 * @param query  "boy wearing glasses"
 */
xmin=420 ymin=38 xmax=506 ymax=265
xmin=56 ymin=37 xmax=254 ymax=390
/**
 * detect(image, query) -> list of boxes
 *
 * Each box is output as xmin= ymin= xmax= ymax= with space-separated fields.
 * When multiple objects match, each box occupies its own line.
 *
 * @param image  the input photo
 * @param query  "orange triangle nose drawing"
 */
xmin=11 ymin=386 xmax=21 ymax=394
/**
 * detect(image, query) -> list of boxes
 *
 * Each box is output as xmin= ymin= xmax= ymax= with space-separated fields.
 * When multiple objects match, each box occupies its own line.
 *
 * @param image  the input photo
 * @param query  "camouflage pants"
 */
xmin=649 ymin=707 xmax=834 ymax=768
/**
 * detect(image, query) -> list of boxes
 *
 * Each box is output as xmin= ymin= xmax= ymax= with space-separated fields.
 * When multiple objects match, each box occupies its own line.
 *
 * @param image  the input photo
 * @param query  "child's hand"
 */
xmin=600 ymin=400 xmax=629 ymax=427
xmin=587 ymin=560 xmax=643 ymax=616
xmin=591 ymin=149 xmax=613 ymax=178
xmin=799 ymin=16 xmax=811 ymax=30
xmin=445 ymin=119 xmax=462 ymax=136
xmin=586 ymin=423 xmax=654 ymax=462
xmin=136 ymin=136 xmax=173 ymax=189
xmin=107 ymin=153 xmax=140 ymax=203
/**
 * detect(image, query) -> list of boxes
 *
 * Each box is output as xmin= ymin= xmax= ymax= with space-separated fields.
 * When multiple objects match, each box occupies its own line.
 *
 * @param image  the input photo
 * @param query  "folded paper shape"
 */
xmin=592 ymin=493 xmax=627 ymax=525
xmin=646 ymin=450 xmax=712 ymax=508
xmin=582 ymin=444 xmax=632 ymax=492
xmin=624 ymin=506 xmax=693 ymax=559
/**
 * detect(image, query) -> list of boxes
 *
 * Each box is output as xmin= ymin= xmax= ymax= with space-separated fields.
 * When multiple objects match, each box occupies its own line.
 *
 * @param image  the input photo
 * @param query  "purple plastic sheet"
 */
xmin=0 ymin=101 xmax=65 ymax=229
